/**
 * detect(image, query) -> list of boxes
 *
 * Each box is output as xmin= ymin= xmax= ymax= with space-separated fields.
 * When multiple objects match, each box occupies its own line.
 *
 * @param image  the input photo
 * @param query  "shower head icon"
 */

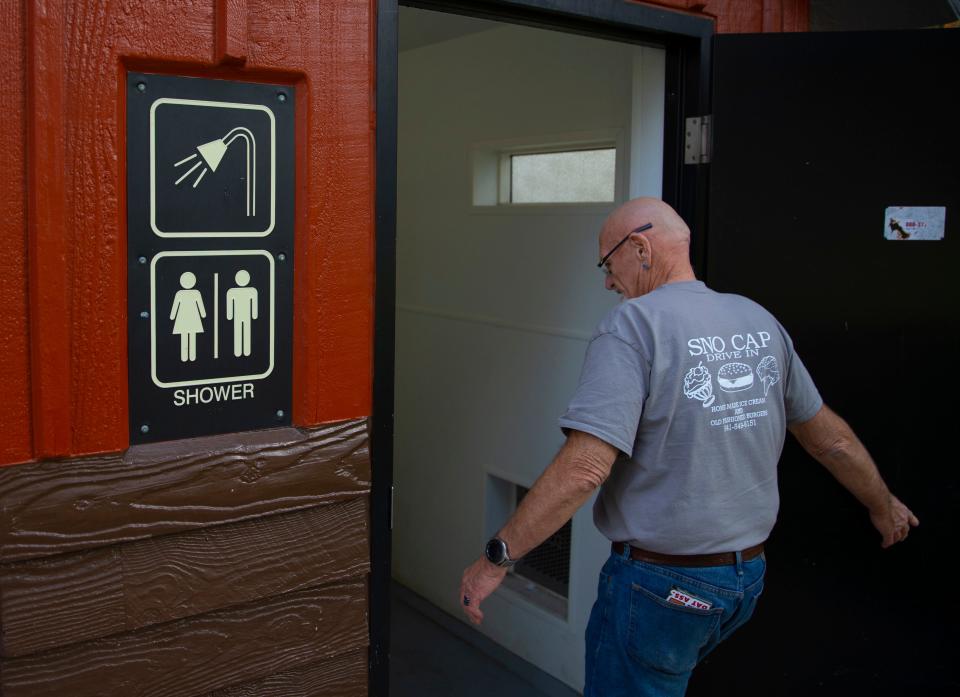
xmin=174 ymin=127 xmax=256 ymax=216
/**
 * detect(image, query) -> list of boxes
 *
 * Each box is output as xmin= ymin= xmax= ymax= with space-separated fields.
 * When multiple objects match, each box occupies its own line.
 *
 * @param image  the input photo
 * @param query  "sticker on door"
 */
xmin=884 ymin=206 xmax=946 ymax=241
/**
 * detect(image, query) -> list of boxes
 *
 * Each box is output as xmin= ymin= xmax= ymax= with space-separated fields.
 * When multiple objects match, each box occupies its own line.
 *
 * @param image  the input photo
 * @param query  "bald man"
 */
xmin=459 ymin=198 xmax=917 ymax=696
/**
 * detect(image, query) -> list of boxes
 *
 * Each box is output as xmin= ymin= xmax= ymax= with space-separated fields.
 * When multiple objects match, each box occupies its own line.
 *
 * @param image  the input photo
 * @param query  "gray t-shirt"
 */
xmin=559 ymin=281 xmax=822 ymax=554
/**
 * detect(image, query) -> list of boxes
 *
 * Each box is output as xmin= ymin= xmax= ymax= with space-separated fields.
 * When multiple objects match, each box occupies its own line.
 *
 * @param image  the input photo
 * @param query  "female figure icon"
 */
xmin=170 ymin=271 xmax=206 ymax=362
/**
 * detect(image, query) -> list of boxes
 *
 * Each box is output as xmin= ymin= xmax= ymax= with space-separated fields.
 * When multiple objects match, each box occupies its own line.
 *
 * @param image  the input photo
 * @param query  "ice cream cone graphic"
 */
xmin=683 ymin=361 xmax=715 ymax=407
xmin=756 ymin=356 xmax=781 ymax=396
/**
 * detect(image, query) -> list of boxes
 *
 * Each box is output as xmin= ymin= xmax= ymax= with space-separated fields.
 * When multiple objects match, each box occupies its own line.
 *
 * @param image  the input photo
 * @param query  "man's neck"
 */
xmin=648 ymin=264 xmax=697 ymax=293
xmin=663 ymin=268 xmax=697 ymax=285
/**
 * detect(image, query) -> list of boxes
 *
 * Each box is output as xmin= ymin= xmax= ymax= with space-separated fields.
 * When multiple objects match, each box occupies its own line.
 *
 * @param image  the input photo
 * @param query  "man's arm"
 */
xmin=788 ymin=404 xmax=919 ymax=548
xmin=459 ymin=430 xmax=619 ymax=625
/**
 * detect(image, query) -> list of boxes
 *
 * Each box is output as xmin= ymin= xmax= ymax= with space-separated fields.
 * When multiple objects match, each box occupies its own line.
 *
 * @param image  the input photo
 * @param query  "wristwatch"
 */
xmin=485 ymin=537 xmax=516 ymax=568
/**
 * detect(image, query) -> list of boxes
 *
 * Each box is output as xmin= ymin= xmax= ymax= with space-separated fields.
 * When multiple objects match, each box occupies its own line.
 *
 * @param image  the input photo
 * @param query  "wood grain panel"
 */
xmin=215 ymin=0 xmax=248 ymax=64
xmin=762 ymin=0 xmax=783 ymax=31
xmin=59 ymin=0 xmax=132 ymax=455
xmin=702 ymin=0 xmax=763 ymax=33
xmin=207 ymin=648 xmax=367 ymax=697
xmin=0 ymin=0 xmax=32 ymax=466
xmin=0 ymin=581 xmax=368 ymax=697
xmin=0 ymin=497 xmax=369 ymax=657
xmin=630 ymin=0 xmax=808 ymax=32
xmin=27 ymin=0 xmax=72 ymax=458
xmin=277 ymin=0 xmax=375 ymax=425
xmin=0 ymin=419 xmax=369 ymax=562
xmin=0 ymin=546 xmax=124 ymax=658
xmin=784 ymin=0 xmax=809 ymax=31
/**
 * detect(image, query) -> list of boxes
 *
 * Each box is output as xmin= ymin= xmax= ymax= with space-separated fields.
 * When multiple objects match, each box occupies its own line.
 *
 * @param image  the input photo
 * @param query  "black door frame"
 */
xmin=371 ymin=2 xmax=713 ymax=694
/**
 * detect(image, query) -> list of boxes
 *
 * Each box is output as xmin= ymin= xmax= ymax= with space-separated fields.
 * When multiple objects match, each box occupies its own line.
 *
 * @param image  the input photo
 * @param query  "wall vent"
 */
xmin=513 ymin=485 xmax=571 ymax=599
xmin=486 ymin=474 xmax=571 ymax=619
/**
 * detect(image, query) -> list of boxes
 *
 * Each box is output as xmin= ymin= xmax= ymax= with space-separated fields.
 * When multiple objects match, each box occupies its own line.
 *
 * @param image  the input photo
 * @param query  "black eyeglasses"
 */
xmin=597 ymin=223 xmax=653 ymax=269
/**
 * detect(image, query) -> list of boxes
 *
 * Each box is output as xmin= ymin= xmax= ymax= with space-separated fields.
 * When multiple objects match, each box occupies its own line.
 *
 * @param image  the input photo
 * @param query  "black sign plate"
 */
xmin=127 ymin=73 xmax=294 ymax=444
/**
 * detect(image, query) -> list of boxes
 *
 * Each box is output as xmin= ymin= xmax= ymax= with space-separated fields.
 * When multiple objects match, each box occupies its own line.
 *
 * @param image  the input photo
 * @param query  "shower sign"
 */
xmin=150 ymin=96 xmax=275 ymax=237
xmin=127 ymin=73 xmax=294 ymax=444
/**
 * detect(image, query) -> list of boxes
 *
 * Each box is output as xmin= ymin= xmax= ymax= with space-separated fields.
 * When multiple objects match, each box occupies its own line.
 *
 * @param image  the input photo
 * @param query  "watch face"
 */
xmin=485 ymin=538 xmax=506 ymax=565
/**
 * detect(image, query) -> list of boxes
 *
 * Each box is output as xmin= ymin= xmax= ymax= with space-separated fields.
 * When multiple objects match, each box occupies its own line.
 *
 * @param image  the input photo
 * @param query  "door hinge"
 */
xmin=390 ymin=485 xmax=395 ymax=530
xmin=685 ymin=115 xmax=711 ymax=165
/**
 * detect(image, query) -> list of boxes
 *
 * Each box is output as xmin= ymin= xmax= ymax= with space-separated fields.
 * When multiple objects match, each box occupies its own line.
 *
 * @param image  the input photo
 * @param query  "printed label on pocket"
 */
xmin=667 ymin=588 xmax=713 ymax=611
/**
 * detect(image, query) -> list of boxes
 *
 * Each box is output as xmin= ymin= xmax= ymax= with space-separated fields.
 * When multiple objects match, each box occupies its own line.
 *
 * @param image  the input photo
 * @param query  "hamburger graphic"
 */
xmin=717 ymin=362 xmax=754 ymax=392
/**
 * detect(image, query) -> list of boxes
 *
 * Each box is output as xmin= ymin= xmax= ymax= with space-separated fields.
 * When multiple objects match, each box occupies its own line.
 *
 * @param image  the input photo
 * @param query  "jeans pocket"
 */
xmin=627 ymin=579 xmax=724 ymax=675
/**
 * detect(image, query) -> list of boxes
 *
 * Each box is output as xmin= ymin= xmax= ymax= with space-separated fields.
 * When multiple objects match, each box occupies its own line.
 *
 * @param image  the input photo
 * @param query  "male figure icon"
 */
xmin=226 ymin=269 xmax=258 ymax=357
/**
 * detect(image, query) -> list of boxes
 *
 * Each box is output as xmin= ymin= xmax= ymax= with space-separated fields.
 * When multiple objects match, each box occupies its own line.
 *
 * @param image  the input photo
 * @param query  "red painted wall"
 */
xmin=635 ymin=0 xmax=810 ymax=32
xmin=0 ymin=2 xmax=31 ymax=465
xmin=0 ymin=0 xmax=806 ymax=468
xmin=0 ymin=0 xmax=375 ymax=466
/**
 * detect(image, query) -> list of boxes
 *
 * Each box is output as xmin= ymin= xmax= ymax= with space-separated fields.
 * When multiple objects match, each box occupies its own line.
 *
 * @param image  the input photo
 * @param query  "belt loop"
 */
xmin=619 ymin=542 xmax=631 ymax=560
xmin=735 ymin=550 xmax=744 ymax=577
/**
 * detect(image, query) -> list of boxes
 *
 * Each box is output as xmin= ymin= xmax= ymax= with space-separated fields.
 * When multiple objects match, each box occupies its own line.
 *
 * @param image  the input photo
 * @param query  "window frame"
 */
xmin=471 ymin=129 xmax=627 ymax=214
xmin=505 ymin=145 xmax=618 ymax=205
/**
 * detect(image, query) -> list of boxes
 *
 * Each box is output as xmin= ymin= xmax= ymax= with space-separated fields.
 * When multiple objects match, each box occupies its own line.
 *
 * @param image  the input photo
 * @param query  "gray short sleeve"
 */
xmin=783 ymin=350 xmax=823 ymax=424
xmin=558 ymin=332 xmax=649 ymax=455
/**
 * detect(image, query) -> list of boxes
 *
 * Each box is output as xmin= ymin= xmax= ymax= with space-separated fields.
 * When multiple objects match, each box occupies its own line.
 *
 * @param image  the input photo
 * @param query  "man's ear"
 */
xmin=631 ymin=232 xmax=651 ymax=265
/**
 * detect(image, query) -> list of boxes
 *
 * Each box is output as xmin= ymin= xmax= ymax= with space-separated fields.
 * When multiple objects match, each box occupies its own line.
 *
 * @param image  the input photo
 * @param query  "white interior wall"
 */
xmin=631 ymin=47 xmax=666 ymax=198
xmin=394 ymin=11 xmax=665 ymax=691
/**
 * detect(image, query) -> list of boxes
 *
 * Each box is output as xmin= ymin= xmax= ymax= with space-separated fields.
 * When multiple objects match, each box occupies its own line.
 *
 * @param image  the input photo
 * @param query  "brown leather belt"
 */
xmin=612 ymin=541 xmax=764 ymax=567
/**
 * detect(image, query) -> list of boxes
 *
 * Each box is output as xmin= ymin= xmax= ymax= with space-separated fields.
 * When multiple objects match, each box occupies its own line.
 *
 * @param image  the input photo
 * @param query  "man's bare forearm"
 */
xmin=817 ymin=433 xmax=892 ymax=512
xmin=789 ymin=406 xmax=891 ymax=513
xmin=497 ymin=431 xmax=618 ymax=560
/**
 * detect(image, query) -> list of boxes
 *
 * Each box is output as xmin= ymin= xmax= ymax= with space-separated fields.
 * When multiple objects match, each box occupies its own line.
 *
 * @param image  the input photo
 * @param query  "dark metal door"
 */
xmin=698 ymin=30 xmax=958 ymax=696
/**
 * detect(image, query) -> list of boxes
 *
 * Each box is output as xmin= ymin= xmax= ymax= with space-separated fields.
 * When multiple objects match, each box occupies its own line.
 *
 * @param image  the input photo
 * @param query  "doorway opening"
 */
xmin=390 ymin=5 xmax=668 ymax=692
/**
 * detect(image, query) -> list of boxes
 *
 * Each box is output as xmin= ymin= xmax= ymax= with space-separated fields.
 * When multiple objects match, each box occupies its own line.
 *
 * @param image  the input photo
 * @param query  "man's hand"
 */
xmin=459 ymin=557 xmax=507 ymax=625
xmin=869 ymin=494 xmax=920 ymax=549
xmin=457 ymin=431 xmax=617 ymax=625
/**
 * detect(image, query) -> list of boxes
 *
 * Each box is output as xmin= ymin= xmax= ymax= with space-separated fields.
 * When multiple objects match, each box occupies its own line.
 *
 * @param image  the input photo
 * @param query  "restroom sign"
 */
xmin=151 ymin=251 xmax=274 ymax=387
xmin=127 ymin=73 xmax=294 ymax=444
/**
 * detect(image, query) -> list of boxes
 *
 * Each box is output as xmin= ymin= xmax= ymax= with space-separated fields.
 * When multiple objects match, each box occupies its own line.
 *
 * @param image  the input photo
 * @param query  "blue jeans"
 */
xmin=584 ymin=545 xmax=766 ymax=697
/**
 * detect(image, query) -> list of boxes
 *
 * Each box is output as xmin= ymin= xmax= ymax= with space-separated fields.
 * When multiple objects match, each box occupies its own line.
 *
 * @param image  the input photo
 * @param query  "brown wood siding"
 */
xmin=1 ymin=582 xmax=367 ymax=697
xmin=0 ymin=497 xmax=369 ymax=657
xmin=0 ymin=419 xmax=369 ymax=562
xmin=206 ymin=649 xmax=368 ymax=697
xmin=0 ymin=419 xmax=370 ymax=696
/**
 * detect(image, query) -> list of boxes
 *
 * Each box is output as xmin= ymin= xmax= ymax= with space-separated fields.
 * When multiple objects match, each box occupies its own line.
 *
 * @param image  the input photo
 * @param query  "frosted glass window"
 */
xmin=510 ymin=148 xmax=615 ymax=203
